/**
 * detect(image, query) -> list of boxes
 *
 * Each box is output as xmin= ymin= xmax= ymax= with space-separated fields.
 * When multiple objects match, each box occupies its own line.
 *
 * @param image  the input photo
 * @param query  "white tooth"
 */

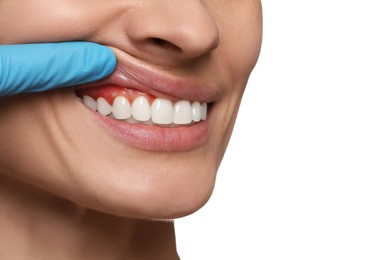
xmin=191 ymin=102 xmax=202 ymax=122
xmin=97 ymin=97 xmax=112 ymax=116
xmin=112 ymin=96 xmax=131 ymax=120
xmin=151 ymin=98 xmax=173 ymax=125
xmin=201 ymin=103 xmax=208 ymax=120
xmin=132 ymin=96 xmax=151 ymax=122
xmin=173 ymin=101 xmax=192 ymax=125
xmin=83 ymin=95 xmax=97 ymax=110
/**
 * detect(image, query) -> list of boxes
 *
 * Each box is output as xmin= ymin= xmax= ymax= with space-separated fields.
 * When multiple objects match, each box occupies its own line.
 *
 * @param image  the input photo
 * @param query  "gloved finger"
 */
xmin=0 ymin=42 xmax=116 ymax=96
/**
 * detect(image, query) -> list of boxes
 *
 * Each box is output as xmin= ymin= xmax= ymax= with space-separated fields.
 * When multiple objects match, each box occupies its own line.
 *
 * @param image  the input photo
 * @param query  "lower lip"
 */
xmin=91 ymin=108 xmax=210 ymax=152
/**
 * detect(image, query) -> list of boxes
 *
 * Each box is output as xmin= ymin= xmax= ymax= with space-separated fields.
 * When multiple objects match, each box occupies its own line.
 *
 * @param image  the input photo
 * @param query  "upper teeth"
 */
xmin=82 ymin=95 xmax=207 ymax=125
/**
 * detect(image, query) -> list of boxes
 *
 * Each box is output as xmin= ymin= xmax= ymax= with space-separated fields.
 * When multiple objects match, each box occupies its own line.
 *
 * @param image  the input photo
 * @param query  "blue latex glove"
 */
xmin=0 ymin=42 xmax=116 ymax=96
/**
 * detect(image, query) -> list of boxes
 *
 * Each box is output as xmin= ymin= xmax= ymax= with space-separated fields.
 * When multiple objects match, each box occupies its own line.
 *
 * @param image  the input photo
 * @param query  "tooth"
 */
xmin=173 ymin=101 xmax=192 ymax=125
xmin=83 ymin=95 xmax=97 ymax=110
xmin=201 ymin=103 xmax=208 ymax=120
xmin=112 ymin=96 xmax=131 ymax=120
xmin=151 ymin=98 xmax=173 ymax=125
xmin=132 ymin=96 xmax=151 ymax=122
xmin=191 ymin=102 xmax=202 ymax=122
xmin=97 ymin=97 xmax=112 ymax=116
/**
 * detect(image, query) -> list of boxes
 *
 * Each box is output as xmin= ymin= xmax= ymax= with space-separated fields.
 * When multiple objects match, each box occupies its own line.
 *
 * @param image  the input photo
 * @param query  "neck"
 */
xmin=0 ymin=174 xmax=179 ymax=260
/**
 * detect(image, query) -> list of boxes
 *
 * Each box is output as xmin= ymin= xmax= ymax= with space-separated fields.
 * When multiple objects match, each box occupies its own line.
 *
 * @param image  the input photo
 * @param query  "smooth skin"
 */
xmin=0 ymin=1 xmax=262 ymax=259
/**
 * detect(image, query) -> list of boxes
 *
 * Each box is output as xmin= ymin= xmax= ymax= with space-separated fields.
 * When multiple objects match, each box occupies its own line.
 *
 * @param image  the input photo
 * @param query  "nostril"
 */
xmin=148 ymin=37 xmax=182 ymax=52
xmin=151 ymin=38 xmax=167 ymax=46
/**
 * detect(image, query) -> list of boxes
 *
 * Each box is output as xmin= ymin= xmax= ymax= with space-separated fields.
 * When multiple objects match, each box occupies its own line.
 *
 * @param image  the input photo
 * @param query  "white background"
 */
xmin=176 ymin=0 xmax=390 ymax=259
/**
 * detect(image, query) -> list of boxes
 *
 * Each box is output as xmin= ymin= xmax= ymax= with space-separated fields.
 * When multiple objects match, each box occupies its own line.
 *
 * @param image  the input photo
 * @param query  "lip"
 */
xmin=76 ymin=47 xmax=221 ymax=103
xmin=76 ymin=46 xmax=216 ymax=151
xmin=91 ymin=110 xmax=210 ymax=151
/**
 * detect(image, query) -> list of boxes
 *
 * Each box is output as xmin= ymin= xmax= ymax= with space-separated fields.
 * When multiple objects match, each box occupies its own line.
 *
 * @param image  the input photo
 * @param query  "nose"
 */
xmin=123 ymin=0 xmax=220 ymax=62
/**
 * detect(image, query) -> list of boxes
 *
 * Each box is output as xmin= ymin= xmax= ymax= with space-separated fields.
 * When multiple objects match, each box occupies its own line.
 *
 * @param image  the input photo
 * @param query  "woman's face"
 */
xmin=0 ymin=0 xmax=262 ymax=219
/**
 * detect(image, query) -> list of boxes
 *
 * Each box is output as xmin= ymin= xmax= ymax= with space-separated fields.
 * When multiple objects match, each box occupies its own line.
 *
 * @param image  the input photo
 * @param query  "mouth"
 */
xmin=76 ymin=85 xmax=208 ymax=127
xmin=74 ymin=47 xmax=216 ymax=151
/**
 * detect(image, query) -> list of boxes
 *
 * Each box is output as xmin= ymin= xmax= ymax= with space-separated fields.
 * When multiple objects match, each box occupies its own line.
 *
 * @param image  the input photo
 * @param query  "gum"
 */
xmin=76 ymin=85 xmax=155 ymax=105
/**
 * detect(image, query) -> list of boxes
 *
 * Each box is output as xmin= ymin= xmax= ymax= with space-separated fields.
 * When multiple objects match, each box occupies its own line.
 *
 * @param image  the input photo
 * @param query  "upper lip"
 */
xmin=76 ymin=47 xmax=220 ymax=103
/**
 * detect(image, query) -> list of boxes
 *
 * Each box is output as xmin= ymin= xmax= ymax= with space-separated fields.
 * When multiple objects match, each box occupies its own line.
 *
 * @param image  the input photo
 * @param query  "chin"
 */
xmin=64 ymin=158 xmax=221 ymax=220
xmin=50 ymin=82 xmax=226 ymax=219
xmin=0 ymin=87 xmax=228 ymax=220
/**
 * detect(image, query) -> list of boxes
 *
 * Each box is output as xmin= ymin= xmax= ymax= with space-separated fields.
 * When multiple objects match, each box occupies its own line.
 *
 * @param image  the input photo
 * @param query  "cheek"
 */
xmin=0 ymin=1 xmax=125 ymax=44
xmin=206 ymin=2 xmax=262 ymax=161
xmin=0 ymin=93 xmax=67 ymax=188
xmin=0 ymin=1 xmax=68 ymax=43
xmin=218 ymin=2 xmax=262 ymax=86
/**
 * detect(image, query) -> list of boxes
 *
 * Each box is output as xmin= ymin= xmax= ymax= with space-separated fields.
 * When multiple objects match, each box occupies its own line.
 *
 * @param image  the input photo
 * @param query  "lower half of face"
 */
xmin=0 ymin=0 xmax=262 ymax=219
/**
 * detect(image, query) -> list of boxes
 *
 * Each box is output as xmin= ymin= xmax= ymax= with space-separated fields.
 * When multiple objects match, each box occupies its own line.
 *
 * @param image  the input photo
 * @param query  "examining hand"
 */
xmin=0 ymin=42 xmax=116 ymax=96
